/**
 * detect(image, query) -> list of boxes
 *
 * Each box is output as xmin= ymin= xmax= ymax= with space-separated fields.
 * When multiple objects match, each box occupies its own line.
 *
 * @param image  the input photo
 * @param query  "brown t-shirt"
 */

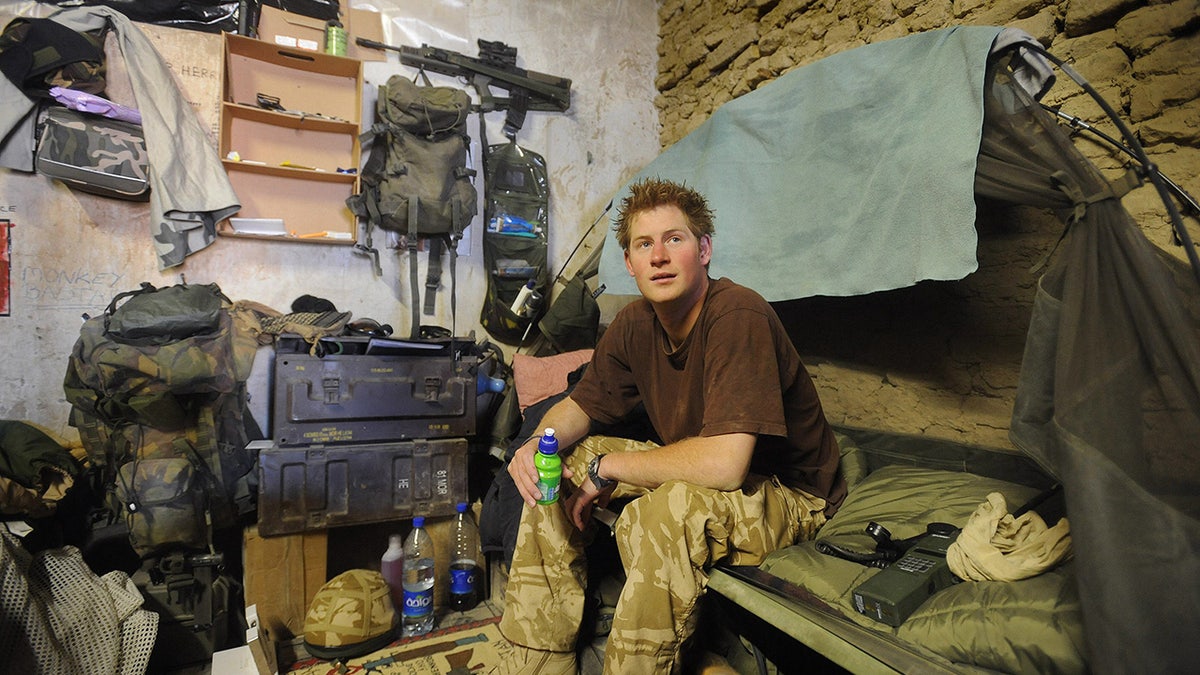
xmin=570 ymin=277 xmax=846 ymax=515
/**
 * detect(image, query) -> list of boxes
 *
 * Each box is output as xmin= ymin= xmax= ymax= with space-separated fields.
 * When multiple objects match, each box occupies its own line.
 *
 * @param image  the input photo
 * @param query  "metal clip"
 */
xmin=322 ymin=377 xmax=340 ymax=404
xmin=423 ymin=376 xmax=442 ymax=403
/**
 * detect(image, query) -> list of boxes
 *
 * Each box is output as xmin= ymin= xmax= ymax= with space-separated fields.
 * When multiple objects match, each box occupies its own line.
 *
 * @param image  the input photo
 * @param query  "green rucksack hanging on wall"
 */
xmin=347 ymin=73 xmax=478 ymax=336
xmin=480 ymin=140 xmax=550 ymax=345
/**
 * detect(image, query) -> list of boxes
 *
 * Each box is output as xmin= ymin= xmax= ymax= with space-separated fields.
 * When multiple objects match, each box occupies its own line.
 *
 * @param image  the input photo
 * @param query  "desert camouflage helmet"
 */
xmin=304 ymin=569 xmax=398 ymax=660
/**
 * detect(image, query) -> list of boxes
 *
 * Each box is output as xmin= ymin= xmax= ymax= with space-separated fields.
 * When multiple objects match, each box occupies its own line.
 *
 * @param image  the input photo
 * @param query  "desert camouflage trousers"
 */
xmin=498 ymin=436 xmax=827 ymax=674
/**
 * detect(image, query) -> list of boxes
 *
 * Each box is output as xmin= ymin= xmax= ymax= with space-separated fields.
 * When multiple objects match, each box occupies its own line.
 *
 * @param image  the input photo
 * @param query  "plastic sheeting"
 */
xmin=598 ymin=26 xmax=1005 ymax=301
xmin=36 ymin=0 xmax=243 ymax=33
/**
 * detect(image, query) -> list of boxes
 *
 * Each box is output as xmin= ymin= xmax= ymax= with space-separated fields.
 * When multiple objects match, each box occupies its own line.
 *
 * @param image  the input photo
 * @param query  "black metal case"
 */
xmin=271 ymin=336 xmax=478 ymax=446
xmin=255 ymin=437 xmax=468 ymax=536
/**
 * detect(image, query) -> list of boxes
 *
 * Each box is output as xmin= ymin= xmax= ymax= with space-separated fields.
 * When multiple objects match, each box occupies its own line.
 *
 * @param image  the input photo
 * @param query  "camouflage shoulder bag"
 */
xmin=36 ymin=105 xmax=149 ymax=201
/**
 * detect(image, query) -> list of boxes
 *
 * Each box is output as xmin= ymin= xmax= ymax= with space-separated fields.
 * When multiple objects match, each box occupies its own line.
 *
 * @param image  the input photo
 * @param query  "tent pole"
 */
xmin=1026 ymin=44 xmax=1200 ymax=288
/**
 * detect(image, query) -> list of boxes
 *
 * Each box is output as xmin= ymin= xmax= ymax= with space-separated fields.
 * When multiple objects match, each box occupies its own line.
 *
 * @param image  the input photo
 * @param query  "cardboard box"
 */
xmin=243 ymin=525 xmax=329 ymax=640
xmin=223 ymin=33 xmax=362 ymax=124
xmin=257 ymin=5 xmax=386 ymax=61
xmin=244 ymin=605 xmax=279 ymax=675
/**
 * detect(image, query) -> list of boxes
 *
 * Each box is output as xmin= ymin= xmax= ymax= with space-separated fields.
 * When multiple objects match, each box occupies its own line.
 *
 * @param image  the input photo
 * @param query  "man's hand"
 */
xmin=506 ymin=397 xmax=592 ymax=507
xmin=564 ymin=475 xmax=614 ymax=531
xmin=508 ymin=435 xmax=576 ymax=507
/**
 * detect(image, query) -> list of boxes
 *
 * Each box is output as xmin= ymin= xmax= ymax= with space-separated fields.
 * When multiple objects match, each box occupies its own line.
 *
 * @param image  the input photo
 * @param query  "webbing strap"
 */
xmin=407 ymin=198 xmax=421 ymax=338
xmin=449 ymin=245 xmax=458 ymax=335
xmin=358 ymin=184 xmax=383 ymax=276
xmin=448 ymin=203 xmax=461 ymax=339
xmin=1031 ymin=169 xmax=1125 ymax=275
xmin=424 ymin=236 xmax=444 ymax=316
xmin=194 ymin=405 xmax=219 ymax=484
xmin=191 ymin=406 xmax=219 ymax=553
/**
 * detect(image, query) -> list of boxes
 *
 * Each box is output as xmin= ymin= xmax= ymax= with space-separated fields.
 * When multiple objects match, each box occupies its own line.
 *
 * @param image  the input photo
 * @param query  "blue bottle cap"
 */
xmin=456 ymin=502 xmax=468 ymax=513
xmin=413 ymin=516 xmax=425 ymax=527
xmin=539 ymin=428 xmax=558 ymax=453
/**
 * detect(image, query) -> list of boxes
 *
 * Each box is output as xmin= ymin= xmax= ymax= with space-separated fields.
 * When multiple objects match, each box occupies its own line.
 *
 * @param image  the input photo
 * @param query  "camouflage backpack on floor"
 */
xmin=63 ymin=282 xmax=261 ymax=557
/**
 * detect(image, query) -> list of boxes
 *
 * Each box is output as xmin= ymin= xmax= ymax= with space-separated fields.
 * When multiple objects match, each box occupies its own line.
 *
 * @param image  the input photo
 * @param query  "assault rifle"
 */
xmin=356 ymin=37 xmax=571 ymax=137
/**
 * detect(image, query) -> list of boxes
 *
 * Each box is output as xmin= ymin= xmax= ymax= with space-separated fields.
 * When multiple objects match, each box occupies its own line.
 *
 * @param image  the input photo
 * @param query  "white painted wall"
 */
xmin=0 ymin=1 xmax=661 ymax=440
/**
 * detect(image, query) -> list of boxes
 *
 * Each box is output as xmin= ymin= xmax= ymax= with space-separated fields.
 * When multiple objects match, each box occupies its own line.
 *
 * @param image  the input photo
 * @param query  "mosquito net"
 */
xmin=981 ymin=56 xmax=1200 ymax=674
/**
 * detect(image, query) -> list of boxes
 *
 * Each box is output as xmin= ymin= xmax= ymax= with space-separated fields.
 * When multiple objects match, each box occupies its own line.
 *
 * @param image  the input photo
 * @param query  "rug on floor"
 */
xmin=287 ymin=616 xmax=509 ymax=674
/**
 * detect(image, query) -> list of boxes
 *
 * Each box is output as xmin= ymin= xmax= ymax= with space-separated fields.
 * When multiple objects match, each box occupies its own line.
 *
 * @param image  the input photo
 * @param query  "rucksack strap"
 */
xmin=424 ymin=236 xmax=444 ymax=316
xmin=352 ymin=182 xmax=383 ymax=276
xmin=407 ymin=198 xmax=422 ymax=338
xmin=350 ymin=123 xmax=389 ymax=277
xmin=448 ymin=226 xmax=460 ymax=340
xmin=435 ymin=202 xmax=465 ymax=339
xmin=410 ymin=210 xmax=462 ymax=338
xmin=417 ymin=232 xmax=459 ymax=334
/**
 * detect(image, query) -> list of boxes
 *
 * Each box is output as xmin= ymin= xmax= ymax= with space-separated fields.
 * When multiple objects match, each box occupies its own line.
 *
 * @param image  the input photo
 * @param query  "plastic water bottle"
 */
xmin=380 ymin=534 xmax=404 ymax=613
xmin=448 ymin=502 xmax=481 ymax=612
xmin=401 ymin=516 xmax=435 ymax=637
xmin=535 ymin=428 xmax=561 ymax=505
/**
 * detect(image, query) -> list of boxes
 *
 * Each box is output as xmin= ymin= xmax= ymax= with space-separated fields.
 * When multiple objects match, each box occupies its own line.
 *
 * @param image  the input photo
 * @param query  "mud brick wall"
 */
xmin=653 ymin=0 xmax=1200 ymax=446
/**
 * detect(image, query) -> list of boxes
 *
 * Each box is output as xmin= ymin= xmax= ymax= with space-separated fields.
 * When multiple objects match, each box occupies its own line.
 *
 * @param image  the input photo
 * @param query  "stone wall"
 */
xmin=654 ymin=0 xmax=1200 ymax=447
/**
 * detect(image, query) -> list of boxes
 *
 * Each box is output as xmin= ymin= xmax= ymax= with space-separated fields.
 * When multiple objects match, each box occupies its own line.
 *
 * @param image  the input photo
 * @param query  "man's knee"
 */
xmin=612 ymin=481 xmax=720 ymax=563
xmin=614 ymin=480 xmax=693 ymax=531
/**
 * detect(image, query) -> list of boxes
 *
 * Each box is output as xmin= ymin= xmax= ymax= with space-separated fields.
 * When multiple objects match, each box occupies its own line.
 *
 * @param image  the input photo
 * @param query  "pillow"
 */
xmin=511 ymin=349 xmax=593 ymax=412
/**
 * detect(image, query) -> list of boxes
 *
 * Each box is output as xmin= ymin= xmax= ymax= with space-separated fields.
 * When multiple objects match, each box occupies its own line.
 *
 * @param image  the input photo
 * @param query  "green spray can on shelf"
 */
xmin=324 ymin=19 xmax=347 ymax=56
xmin=535 ymin=428 xmax=561 ymax=505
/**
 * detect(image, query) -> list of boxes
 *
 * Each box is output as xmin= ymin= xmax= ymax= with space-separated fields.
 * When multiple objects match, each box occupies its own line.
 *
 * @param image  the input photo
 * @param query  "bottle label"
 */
xmin=535 ymin=477 xmax=559 ymax=504
xmin=450 ymin=566 xmax=477 ymax=595
xmin=402 ymin=588 xmax=433 ymax=618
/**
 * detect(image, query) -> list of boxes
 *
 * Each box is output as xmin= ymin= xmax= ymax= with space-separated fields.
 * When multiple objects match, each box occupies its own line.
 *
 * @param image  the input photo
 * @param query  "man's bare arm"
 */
xmin=563 ymin=431 xmax=755 ymax=530
xmin=597 ymin=432 xmax=755 ymax=492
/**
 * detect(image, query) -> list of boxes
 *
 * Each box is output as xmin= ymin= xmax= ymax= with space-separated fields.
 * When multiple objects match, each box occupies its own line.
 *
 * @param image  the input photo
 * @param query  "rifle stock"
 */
xmin=356 ymin=37 xmax=571 ymax=113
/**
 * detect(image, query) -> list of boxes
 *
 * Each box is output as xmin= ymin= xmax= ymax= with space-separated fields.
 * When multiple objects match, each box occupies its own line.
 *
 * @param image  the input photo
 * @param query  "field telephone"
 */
xmin=850 ymin=522 xmax=961 ymax=626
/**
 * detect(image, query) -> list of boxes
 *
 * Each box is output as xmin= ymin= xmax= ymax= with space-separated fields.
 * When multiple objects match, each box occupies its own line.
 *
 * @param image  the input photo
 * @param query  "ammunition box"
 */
xmin=271 ymin=336 xmax=477 ymax=446
xmin=256 ymin=438 xmax=468 ymax=536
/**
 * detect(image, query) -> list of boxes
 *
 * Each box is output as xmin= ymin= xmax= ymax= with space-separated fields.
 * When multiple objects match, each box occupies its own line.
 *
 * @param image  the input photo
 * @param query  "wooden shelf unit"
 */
xmin=218 ymin=33 xmax=363 ymax=243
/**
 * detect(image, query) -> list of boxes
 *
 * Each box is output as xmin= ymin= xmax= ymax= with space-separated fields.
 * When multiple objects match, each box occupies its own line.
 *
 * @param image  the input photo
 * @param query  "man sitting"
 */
xmin=496 ymin=177 xmax=846 ymax=673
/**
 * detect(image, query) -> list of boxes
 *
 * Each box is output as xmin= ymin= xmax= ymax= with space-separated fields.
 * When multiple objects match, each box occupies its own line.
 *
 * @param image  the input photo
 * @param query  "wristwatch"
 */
xmin=587 ymin=454 xmax=617 ymax=490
